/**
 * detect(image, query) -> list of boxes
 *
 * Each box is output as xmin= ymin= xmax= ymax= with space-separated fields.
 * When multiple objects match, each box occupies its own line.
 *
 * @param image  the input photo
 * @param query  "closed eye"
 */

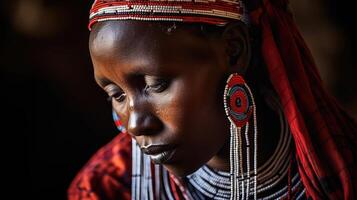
xmin=144 ymin=76 xmax=170 ymax=93
xmin=104 ymin=84 xmax=126 ymax=103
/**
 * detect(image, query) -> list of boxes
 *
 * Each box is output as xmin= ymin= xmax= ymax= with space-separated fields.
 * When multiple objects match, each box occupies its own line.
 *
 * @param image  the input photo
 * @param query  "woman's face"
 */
xmin=89 ymin=21 xmax=245 ymax=176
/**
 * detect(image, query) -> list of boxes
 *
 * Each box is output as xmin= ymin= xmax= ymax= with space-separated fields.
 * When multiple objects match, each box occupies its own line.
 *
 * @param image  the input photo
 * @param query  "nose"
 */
xmin=127 ymin=110 xmax=163 ymax=137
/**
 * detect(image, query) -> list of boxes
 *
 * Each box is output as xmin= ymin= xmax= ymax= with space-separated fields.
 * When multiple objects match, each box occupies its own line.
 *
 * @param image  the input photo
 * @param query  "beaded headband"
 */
xmin=89 ymin=0 xmax=249 ymax=30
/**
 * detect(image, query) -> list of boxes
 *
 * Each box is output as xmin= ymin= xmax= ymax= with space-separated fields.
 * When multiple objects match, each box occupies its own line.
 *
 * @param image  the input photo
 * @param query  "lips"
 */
xmin=141 ymin=144 xmax=177 ymax=164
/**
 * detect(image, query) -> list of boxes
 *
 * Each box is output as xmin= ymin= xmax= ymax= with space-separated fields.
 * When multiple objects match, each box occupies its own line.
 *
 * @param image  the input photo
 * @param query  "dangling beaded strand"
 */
xmin=245 ymin=81 xmax=258 ymax=200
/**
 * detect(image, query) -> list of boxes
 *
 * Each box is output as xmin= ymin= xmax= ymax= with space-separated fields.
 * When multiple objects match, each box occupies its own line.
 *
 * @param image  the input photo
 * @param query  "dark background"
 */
xmin=0 ymin=0 xmax=356 ymax=199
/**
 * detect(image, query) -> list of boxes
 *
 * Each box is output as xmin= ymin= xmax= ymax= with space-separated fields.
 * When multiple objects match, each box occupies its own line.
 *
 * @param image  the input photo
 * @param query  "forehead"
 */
xmin=89 ymin=21 xmax=153 ymax=60
xmin=91 ymin=21 xmax=222 ymax=57
xmin=89 ymin=21 xmax=224 ymax=76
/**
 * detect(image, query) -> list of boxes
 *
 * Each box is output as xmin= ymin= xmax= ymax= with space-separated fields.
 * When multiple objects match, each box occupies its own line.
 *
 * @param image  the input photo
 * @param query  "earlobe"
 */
xmin=222 ymin=22 xmax=251 ymax=75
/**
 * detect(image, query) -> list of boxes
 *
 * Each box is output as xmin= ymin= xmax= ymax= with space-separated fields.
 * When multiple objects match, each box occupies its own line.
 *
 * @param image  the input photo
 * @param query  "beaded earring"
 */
xmin=112 ymin=110 xmax=126 ymax=132
xmin=223 ymin=73 xmax=258 ymax=200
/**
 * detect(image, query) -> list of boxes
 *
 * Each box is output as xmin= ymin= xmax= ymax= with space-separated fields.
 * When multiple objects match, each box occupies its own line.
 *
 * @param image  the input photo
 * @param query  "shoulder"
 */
xmin=68 ymin=133 xmax=132 ymax=200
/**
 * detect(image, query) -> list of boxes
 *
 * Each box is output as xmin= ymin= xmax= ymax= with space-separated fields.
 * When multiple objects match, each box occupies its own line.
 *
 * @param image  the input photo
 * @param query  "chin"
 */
xmin=163 ymin=162 xmax=202 ymax=177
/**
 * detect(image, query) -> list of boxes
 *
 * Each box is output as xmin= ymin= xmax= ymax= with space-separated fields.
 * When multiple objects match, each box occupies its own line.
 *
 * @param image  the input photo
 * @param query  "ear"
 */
xmin=222 ymin=22 xmax=251 ymax=76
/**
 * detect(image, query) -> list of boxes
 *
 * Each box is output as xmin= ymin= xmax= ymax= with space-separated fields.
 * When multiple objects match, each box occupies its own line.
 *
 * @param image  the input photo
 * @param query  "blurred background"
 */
xmin=0 ymin=0 xmax=355 ymax=199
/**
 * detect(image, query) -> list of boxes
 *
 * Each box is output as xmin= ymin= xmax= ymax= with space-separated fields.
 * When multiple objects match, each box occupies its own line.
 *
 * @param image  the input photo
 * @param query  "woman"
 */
xmin=68 ymin=0 xmax=357 ymax=199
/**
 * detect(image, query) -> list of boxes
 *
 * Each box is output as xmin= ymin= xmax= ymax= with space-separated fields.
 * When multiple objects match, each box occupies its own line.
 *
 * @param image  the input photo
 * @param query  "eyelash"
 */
xmin=144 ymin=79 xmax=169 ymax=93
xmin=107 ymin=92 xmax=126 ymax=103
xmin=105 ymin=84 xmax=126 ymax=103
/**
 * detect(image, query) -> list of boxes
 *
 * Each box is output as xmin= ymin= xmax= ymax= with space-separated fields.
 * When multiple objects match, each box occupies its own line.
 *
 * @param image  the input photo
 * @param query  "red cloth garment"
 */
xmin=247 ymin=0 xmax=357 ymax=199
xmin=68 ymin=133 xmax=132 ymax=200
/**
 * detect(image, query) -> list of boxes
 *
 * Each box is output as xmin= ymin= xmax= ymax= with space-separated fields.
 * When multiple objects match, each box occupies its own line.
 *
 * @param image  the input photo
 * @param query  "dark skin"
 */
xmin=89 ymin=21 xmax=280 ymax=177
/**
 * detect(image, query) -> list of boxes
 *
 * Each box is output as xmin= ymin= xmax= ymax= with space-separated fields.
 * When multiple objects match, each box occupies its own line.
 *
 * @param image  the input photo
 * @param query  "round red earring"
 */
xmin=223 ymin=73 xmax=254 ymax=128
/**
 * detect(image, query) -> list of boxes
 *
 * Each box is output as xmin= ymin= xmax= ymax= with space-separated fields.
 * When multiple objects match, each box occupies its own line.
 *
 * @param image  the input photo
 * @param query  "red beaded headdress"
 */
xmin=88 ymin=0 xmax=249 ymax=30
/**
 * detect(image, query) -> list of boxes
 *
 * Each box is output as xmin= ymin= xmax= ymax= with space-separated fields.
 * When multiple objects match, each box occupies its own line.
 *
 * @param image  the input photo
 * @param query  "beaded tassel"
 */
xmin=230 ymin=124 xmax=240 ymax=200
xmin=154 ymin=165 xmax=161 ymax=199
xmin=132 ymin=140 xmax=141 ymax=199
xmin=244 ymin=122 xmax=250 ymax=200
xmin=132 ymin=139 xmax=157 ymax=200
xmin=246 ymin=83 xmax=258 ymax=200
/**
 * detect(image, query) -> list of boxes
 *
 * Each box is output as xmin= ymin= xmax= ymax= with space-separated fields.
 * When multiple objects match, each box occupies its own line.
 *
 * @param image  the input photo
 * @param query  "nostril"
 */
xmin=128 ymin=112 xmax=163 ymax=136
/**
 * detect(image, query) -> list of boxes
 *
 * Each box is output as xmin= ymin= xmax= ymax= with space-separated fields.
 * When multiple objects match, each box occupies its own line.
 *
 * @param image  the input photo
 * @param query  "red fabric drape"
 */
xmin=68 ymin=133 xmax=132 ymax=200
xmin=248 ymin=0 xmax=357 ymax=199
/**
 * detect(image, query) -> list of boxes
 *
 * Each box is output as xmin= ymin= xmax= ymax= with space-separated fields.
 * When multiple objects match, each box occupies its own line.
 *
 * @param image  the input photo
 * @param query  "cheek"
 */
xmin=183 ymin=75 xmax=227 ymax=130
xmin=157 ymin=77 xmax=228 ymax=144
xmin=147 ymin=79 xmax=196 ymax=140
xmin=188 ymin=98 xmax=229 ymax=145
xmin=184 ymin=79 xmax=229 ymax=151
xmin=152 ymin=84 xmax=184 ymax=134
